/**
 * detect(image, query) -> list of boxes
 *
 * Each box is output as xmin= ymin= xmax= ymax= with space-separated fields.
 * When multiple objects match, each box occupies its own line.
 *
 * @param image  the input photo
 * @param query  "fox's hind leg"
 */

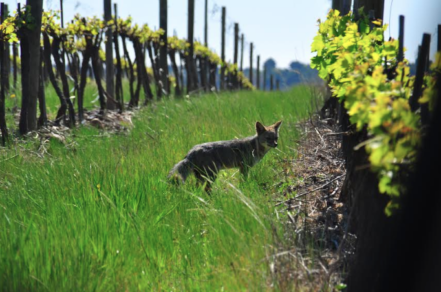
xmin=239 ymin=163 xmax=250 ymax=180
xmin=194 ymin=168 xmax=217 ymax=193
xmin=204 ymin=169 xmax=218 ymax=193
xmin=194 ymin=171 xmax=205 ymax=187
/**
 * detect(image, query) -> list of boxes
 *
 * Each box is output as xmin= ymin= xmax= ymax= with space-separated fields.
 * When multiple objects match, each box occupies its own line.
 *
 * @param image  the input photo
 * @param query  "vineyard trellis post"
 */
xmin=13 ymin=37 xmax=17 ymax=90
xmin=240 ymin=34 xmax=244 ymax=72
xmin=409 ymin=34 xmax=431 ymax=114
xmin=263 ymin=65 xmax=267 ymax=91
xmin=220 ymin=6 xmax=226 ymax=90
xmin=204 ymin=0 xmax=208 ymax=46
xmin=59 ymin=0 xmax=67 ymax=92
xmin=4 ymin=4 xmax=9 ymax=92
xmin=159 ymin=0 xmax=168 ymax=96
xmin=355 ymin=0 xmax=384 ymax=20
xmin=398 ymin=15 xmax=404 ymax=62
xmin=104 ymin=0 xmax=115 ymax=109
xmin=249 ymin=42 xmax=253 ymax=86
xmin=204 ymin=0 xmax=209 ymax=92
xmin=187 ymin=0 xmax=195 ymax=94
xmin=256 ymin=55 xmax=260 ymax=90
xmin=233 ymin=23 xmax=239 ymax=89
xmin=0 ymin=2 xmax=8 ymax=144
xmin=413 ymin=34 xmax=431 ymax=125
xmin=438 ymin=24 xmax=441 ymax=51
xmin=342 ymin=0 xmax=352 ymax=15
xmin=113 ymin=3 xmax=124 ymax=110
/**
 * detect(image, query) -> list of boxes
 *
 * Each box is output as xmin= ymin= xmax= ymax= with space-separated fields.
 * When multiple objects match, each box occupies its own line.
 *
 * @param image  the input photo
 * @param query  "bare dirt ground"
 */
xmin=271 ymin=115 xmax=355 ymax=291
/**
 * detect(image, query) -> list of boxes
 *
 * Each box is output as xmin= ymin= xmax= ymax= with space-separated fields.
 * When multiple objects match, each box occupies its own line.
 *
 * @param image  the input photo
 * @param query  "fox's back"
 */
xmin=185 ymin=136 xmax=256 ymax=169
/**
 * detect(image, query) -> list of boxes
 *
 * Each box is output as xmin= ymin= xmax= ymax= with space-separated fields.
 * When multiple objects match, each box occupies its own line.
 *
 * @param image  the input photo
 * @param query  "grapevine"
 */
xmin=311 ymin=9 xmax=440 ymax=214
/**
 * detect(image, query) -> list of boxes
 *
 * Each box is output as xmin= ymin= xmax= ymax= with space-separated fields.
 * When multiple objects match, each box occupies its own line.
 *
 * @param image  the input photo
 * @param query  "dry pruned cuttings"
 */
xmin=5 ymin=109 xmax=135 ymax=159
xmin=83 ymin=109 xmax=134 ymax=132
xmin=271 ymin=115 xmax=354 ymax=290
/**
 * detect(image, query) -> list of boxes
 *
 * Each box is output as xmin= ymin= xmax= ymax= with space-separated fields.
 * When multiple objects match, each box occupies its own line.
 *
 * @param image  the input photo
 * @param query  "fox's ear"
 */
xmin=274 ymin=120 xmax=282 ymax=130
xmin=256 ymin=121 xmax=266 ymax=135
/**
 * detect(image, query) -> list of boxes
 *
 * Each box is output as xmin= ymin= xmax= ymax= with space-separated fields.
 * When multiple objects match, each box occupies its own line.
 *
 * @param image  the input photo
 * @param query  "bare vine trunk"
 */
xmin=19 ymin=0 xmax=43 ymax=134
xmin=169 ymin=50 xmax=182 ymax=96
xmin=52 ymin=37 xmax=75 ymax=127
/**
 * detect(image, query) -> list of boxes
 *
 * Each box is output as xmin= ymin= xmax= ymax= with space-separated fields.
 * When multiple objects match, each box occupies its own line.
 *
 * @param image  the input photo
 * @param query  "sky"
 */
xmin=4 ymin=0 xmax=441 ymax=69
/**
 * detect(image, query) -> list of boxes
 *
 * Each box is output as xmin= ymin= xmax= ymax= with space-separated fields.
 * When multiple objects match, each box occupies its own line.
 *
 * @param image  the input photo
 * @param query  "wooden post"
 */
xmin=204 ymin=0 xmax=208 ymax=47
xmin=60 ymin=0 xmax=64 ymax=25
xmin=159 ymin=0 xmax=168 ymax=96
xmin=263 ymin=65 xmax=267 ymax=91
xmin=114 ymin=3 xmax=123 ymax=110
xmin=352 ymin=0 xmax=359 ymax=11
xmin=0 ymin=2 xmax=8 ymax=144
xmin=4 ymin=4 xmax=9 ymax=92
xmin=180 ymin=54 xmax=184 ymax=92
xmin=410 ymin=34 xmax=431 ymax=119
xmin=437 ymin=24 xmax=441 ymax=52
xmin=187 ymin=0 xmax=195 ymax=93
xmin=220 ymin=6 xmax=226 ymax=90
xmin=13 ymin=41 xmax=17 ymax=89
xmin=256 ymin=55 xmax=260 ymax=90
xmin=421 ymin=34 xmax=431 ymax=126
xmin=355 ymin=0 xmax=384 ymax=20
xmin=233 ymin=24 xmax=239 ymax=65
xmin=104 ymin=0 xmax=115 ymax=109
xmin=398 ymin=15 xmax=404 ymax=62
xmin=249 ymin=42 xmax=253 ymax=86
xmin=240 ymin=34 xmax=244 ymax=72
xmin=233 ymin=23 xmax=239 ymax=89
xmin=59 ymin=0 xmax=66 ymax=79
xmin=341 ymin=0 xmax=352 ymax=15
xmin=204 ymin=0 xmax=209 ymax=91
xmin=13 ymin=3 xmax=19 ymax=91
xmin=270 ymin=74 xmax=274 ymax=91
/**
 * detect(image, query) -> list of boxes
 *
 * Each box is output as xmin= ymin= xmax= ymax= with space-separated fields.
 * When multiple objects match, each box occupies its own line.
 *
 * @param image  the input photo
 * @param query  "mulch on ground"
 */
xmin=271 ymin=115 xmax=355 ymax=290
xmin=3 ymin=109 xmax=134 ymax=158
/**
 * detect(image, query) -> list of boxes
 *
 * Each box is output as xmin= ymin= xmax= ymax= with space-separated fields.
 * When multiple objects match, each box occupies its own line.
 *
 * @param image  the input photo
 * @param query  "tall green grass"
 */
xmin=0 ymin=87 xmax=314 ymax=290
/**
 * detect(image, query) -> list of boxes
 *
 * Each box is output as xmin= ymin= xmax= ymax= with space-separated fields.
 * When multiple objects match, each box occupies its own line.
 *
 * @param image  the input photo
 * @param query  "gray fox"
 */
xmin=168 ymin=121 xmax=282 ymax=192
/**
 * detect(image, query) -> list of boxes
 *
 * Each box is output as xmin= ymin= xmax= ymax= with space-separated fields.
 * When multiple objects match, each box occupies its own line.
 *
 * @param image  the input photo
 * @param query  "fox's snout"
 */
xmin=267 ymin=141 xmax=277 ymax=148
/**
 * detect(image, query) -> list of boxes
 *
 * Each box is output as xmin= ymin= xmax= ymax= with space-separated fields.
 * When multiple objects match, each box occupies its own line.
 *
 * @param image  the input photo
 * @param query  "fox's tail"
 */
xmin=168 ymin=158 xmax=192 ymax=184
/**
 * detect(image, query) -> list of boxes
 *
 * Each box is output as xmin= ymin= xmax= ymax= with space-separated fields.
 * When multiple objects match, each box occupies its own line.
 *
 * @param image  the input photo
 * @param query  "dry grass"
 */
xmin=271 ymin=114 xmax=355 ymax=291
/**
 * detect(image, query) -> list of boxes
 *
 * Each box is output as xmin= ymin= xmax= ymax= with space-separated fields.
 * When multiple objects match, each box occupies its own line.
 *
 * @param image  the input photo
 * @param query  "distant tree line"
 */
xmin=243 ymin=58 xmax=322 ymax=90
